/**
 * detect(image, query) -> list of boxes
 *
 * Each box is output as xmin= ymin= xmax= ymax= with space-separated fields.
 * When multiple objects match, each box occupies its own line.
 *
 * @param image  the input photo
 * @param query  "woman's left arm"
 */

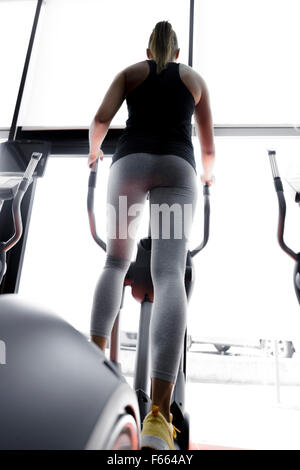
xmin=88 ymin=70 xmax=126 ymax=167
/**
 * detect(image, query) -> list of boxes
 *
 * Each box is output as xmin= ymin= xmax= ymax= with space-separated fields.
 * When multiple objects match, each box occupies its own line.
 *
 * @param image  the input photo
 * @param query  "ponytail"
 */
xmin=148 ymin=21 xmax=178 ymax=74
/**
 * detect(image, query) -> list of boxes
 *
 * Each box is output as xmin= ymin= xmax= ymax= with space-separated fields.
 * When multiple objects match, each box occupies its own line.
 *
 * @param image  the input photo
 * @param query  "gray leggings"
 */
xmin=90 ymin=153 xmax=198 ymax=383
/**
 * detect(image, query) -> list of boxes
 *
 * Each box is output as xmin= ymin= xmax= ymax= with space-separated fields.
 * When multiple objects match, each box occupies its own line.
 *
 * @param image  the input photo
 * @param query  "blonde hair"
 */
xmin=148 ymin=21 xmax=179 ymax=74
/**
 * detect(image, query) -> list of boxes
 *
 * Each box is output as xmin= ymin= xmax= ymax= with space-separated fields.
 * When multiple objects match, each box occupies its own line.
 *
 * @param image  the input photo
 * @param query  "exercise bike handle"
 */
xmin=87 ymin=158 xmax=210 ymax=256
xmin=268 ymin=150 xmax=299 ymax=262
xmin=2 ymin=152 xmax=42 ymax=253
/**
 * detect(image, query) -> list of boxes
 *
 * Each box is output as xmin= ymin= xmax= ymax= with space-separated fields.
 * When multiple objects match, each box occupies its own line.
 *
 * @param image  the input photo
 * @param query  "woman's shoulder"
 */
xmin=178 ymin=63 xmax=204 ymax=83
xmin=123 ymin=60 xmax=149 ymax=75
xmin=123 ymin=61 xmax=150 ymax=96
xmin=178 ymin=63 xmax=205 ymax=105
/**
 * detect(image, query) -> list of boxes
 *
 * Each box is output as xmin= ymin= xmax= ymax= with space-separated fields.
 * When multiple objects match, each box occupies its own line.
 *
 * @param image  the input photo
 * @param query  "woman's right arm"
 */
xmin=194 ymin=77 xmax=215 ymax=185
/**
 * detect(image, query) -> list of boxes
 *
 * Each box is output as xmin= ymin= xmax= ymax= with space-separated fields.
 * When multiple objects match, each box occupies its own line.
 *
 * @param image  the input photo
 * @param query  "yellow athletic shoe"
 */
xmin=141 ymin=405 xmax=180 ymax=450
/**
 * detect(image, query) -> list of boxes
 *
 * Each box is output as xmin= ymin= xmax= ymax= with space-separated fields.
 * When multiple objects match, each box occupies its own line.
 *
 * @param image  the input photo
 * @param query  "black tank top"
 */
xmin=112 ymin=60 xmax=196 ymax=171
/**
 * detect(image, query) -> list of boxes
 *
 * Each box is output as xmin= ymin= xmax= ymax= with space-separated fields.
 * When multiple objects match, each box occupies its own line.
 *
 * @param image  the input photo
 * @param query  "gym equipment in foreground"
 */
xmin=268 ymin=150 xmax=300 ymax=305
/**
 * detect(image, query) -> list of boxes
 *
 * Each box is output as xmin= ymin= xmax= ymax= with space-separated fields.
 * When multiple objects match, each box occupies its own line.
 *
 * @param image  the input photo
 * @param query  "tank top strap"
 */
xmin=169 ymin=61 xmax=180 ymax=77
xmin=146 ymin=59 xmax=157 ymax=75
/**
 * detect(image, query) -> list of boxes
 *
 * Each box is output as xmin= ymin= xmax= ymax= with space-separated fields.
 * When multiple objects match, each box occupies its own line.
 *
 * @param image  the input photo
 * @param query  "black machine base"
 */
xmin=171 ymin=402 xmax=190 ymax=450
xmin=136 ymin=389 xmax=152 ymax=427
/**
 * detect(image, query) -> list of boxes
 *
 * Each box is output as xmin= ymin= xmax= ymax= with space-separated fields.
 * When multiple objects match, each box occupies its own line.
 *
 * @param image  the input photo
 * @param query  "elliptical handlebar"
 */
xmin=190 ymin=183 xmax=210 ymax=257
xmin=269 ymin=150 xmax=280 ymax=179
xmin=87 ymin=160 xmax=107 ymax=252
xmin=268 ymin=150 xmax=299 ymax=262
xmin=87 ymin=158 xmax=211 ymax=256
xmin=2 ymin=152 xmax=42 ymax=253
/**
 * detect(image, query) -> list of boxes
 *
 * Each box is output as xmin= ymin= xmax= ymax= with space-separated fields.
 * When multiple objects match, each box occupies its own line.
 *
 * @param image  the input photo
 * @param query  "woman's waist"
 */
xmin=119 ymin=127 xmax=193 ymax=145
xmin=114 ymin=134 xmax=195 ymax=166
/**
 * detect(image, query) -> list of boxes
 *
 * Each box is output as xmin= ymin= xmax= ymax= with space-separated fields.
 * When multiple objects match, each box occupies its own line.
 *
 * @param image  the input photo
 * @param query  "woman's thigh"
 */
xmin=105 ymin=155 xmax=148 ymax=261
xmin=149 ymin=183 xmax=198 ymax=279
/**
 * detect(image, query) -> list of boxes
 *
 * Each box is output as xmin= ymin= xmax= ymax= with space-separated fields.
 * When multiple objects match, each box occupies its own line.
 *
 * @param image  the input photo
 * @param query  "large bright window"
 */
xmin=19 ymin=0 xmax=189 ymax=127
xmin=4 ymin=0 xmax=300 ymax=128
xmin=189 ymin=136 xmax=300 ymax=343
xmin=193 ymin=0 xmax=300 ymax=125
xmin=0 ymin=0 xmax=36 ymax=127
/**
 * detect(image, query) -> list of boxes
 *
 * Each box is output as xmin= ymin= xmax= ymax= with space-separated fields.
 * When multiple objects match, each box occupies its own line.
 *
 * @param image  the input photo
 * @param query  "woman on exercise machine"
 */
xmin=88 ymin=21 xmax=215 ymax=450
